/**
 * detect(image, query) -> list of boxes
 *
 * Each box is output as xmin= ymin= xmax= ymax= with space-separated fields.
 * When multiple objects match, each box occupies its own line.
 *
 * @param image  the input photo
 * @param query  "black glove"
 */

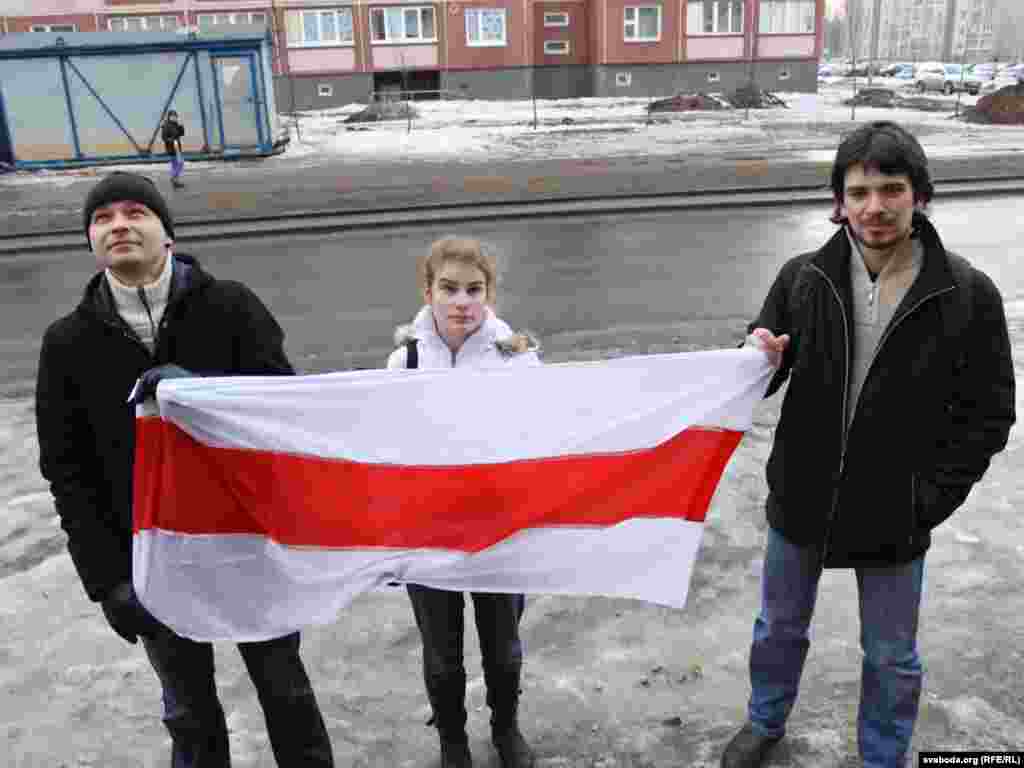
xmin=130 ymin=364 xmax=193 ymax=405
xmin=101 ymin=581 xmax=165 ymax=644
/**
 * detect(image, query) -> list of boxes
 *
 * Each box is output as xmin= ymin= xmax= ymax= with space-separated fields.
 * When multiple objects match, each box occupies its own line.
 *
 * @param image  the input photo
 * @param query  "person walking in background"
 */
xmin=162 ymin=109 xmax=186 ymax=189
xmin=720 ymin=121 xmax=1015 ymax=768
xmin=387 ymin=236 xmax=540 ymax=768
xmin=35 ymin=171 xmax=335 ymax=767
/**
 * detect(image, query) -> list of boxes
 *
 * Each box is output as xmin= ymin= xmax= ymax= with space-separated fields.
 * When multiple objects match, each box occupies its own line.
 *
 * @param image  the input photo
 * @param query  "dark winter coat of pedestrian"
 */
xmin=161 ymin=110 xmax=185 ymax=188
xmin=36 ymin=171 xmax=335 ymax=768
xmin=386 ymin=236 xmax=540 ymax=768
xmin=721 ymin=121 xmax=1015 ymax=768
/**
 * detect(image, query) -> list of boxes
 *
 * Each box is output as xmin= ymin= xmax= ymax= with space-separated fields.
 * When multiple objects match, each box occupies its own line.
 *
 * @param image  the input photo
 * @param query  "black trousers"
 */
xmin=406 ymin=585 xmax=525 ymax=740
xmin=141 ymin=628 xmax=334 ymax=767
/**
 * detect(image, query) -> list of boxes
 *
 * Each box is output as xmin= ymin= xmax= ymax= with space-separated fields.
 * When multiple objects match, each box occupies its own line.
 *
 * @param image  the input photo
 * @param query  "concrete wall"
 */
xmin=593 ymin=59 xmax=816 ymax=97
xmin=275 ymin=67 xmax=534 ymax=109
xmin=752 ymin=59 xmax=816 ymax=92
xmin=533 ymin=64 xmax=593 ymax=99
xmin=274 ymin=73 xmax=373 ymax=111
xmin=440 ymin=66 xmax=533 ymax=100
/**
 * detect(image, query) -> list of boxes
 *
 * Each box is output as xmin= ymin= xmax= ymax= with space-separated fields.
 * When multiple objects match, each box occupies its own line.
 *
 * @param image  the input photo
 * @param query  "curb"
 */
xmin=3 ymin=177 xmax=1024 ymax=257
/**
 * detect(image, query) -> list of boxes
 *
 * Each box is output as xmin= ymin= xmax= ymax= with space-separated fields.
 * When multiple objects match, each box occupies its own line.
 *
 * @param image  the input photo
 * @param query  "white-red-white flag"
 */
xmin=133 ymin=350 xmax=773 ymax=641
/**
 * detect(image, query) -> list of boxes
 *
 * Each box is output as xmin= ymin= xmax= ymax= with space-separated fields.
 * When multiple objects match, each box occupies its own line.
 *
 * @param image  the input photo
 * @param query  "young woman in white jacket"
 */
xmin=387 ymin=236 xmax=539 ymax=768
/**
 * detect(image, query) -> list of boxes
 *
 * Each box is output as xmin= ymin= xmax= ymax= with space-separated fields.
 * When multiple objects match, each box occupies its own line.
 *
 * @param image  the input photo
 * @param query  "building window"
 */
xmin=687 ymin=1 xmax=743 ymax=35
xmin=544 ymin=40 xmax=570 ymax=55
xmin=624 ymin=6 xmax=661 ymax=42
xmin=31 ymin=24 xmax=78 ymax=32
xmin=758 ymin=0 xmax=815 ymax=34
xmin=543 ymin=12 xmax=569 ymax=28
xmin=370 ymin=6 xmax=436 ymax=43
xmin=465 ymin=8 xmax=507 ymax=47
xmin=318 ymin=84 xmax=334 ymax=97
xmin=109 ymin=16 xmax=180 ymax=32
xmin=197 ymin=12 xmax=267 ymax=29
xmin=615 ymin=71 xmax=632 ymax=87
xmin=285 ymin=8 xmax=355 ymax=47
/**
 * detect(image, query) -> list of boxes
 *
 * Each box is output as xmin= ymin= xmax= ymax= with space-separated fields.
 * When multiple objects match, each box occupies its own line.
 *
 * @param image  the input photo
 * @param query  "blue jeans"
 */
xmin=747 ymin=528 xmax=924 ymax=768
xmin=406 ymin=585 xmax=525 ymax=739
xmin=141 ymin=627 xmax=333 ymax=767
xmin=170 ymin=154 xmax=184 ymax=179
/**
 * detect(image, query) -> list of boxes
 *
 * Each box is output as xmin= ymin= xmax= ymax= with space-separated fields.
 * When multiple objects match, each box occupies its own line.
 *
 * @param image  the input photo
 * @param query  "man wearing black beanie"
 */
xmin=37 ymin=171 xmax=335 ymax=767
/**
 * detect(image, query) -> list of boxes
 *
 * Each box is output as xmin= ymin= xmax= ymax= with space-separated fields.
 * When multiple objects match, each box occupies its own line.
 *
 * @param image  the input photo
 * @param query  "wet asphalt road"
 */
xmin=4 ymin=194 xmax=1022 ymax=399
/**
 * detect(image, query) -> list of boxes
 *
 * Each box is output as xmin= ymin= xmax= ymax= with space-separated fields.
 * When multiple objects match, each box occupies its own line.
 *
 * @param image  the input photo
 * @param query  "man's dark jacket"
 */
xmin=750 ymin=213 xmax=1014 ymax=567
xmin=36 ymin=254 xmax=293 ymax=602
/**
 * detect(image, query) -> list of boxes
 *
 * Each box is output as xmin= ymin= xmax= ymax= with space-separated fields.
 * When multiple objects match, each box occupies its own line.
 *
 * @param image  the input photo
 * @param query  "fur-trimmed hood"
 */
xmin=387 ymin=306 xmax=541 ymax=370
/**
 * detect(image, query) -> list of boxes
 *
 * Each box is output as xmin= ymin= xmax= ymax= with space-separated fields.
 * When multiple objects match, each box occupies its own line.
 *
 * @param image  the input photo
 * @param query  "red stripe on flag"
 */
xmin=133 ymin=417 xmax=742 ymax=552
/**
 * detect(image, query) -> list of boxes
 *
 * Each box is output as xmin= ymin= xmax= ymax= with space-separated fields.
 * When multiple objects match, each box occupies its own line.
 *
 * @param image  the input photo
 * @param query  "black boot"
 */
xmin=491 ymin=725 xmax=534 ymax=768
xmin=485 ymin=665 xmax=535 ymax=768
xmin=439 ymin=735 xmax=473 ymax=768
xmin=427 ymin=675 xmax=472 ymax=768
xmin=720 ymin=723 xmax=782 ymax=768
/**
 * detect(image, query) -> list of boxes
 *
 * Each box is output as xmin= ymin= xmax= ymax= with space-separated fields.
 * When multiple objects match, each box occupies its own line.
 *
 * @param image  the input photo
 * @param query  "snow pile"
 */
xmin=265 ymin=87 xmax=1024 ymax=167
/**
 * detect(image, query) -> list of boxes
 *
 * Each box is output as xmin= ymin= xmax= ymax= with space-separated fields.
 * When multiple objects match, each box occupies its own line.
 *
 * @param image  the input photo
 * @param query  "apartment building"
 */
xmin=1 ymin=1 xmax=825 ymax=107
xmin=849 ymin=0 xmax=1004 ymax=64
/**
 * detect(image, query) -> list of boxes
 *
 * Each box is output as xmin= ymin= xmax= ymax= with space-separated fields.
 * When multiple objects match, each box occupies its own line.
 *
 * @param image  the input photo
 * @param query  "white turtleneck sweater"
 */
xmin=105 ymin=254 xmax=173 ymax=353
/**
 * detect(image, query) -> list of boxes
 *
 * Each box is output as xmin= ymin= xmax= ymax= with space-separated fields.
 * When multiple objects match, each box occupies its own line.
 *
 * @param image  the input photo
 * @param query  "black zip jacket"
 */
xmin=162 ymin=121 xmax=184 ymax=155
xmin=750 ymin=215 xmax=1014 ymax=566
xmin=35 ymin=254 xmax=293 ymax=602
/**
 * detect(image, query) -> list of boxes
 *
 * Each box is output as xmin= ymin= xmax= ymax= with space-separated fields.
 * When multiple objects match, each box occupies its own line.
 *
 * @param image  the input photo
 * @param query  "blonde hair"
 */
xmin=420 ymin=236 xmax=498 ymax=305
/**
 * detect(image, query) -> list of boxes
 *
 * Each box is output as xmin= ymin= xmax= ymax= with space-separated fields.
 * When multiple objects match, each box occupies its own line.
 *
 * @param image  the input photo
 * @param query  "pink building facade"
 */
xmin=1 ymin=0 xmax=824 ymax=106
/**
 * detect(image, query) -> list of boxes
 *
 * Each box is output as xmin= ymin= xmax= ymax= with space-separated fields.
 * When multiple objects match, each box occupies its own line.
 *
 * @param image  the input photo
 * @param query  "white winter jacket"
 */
xmin=386 ymin=306 xmax=541 ymax=370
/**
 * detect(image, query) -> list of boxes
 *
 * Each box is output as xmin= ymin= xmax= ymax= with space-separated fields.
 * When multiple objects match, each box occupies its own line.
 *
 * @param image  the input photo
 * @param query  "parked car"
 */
xmin=981 ymin=65 xmax=1024 ymax=93
xmin=915 ymin=63 xmax=979 ymax=95
xmin=879 ymin=62 xmax=913 ymax=78
xmin=968 ymin=62 xmax=999 ymax=81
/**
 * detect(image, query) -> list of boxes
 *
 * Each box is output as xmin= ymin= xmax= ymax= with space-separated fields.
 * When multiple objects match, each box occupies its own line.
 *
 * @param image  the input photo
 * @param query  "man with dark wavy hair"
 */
xmin=721 ymin=122 xmax=1015 ymax=768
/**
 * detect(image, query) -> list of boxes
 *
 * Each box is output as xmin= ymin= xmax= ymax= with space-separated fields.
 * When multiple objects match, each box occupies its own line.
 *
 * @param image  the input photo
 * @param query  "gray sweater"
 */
xmin=845 ymin=229 xmax=923 ymax=428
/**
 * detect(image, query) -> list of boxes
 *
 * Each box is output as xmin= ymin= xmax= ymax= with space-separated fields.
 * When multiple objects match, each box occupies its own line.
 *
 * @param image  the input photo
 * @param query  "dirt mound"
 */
xmin=343 ymin=101 xmax=419 ymax=124
xmin=842 ymin=87 xmax=897 ymax=108
xmin=893 ymin=96 xmax=956 ymax=112
xmin=963 ymin=83 xmax=1024 ymax=124
xmin=728 ymin=84 xmax=788 ymax=109
xmin=647 ymin=93 xmax=730 ymax=112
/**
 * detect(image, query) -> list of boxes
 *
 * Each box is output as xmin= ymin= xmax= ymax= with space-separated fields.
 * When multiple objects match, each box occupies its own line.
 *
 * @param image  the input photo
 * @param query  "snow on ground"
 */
xmin=4 ymin=84 xmax=1024 ymax=186
xmin=268 ymin=83 xmax=1024 ymax=167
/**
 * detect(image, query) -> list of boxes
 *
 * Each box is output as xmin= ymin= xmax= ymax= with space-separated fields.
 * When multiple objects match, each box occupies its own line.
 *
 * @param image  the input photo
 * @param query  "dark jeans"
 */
xmin=141 ymin=627 xmax=334 ymax=768
xmin=747 ymin=528 xmax=924 ymax=768
xmin=406 ymin=584 xmax=525 ymax=740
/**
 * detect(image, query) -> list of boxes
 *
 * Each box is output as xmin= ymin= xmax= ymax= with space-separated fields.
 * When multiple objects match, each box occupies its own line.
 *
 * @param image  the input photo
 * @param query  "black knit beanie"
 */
xmin=83 ymin=171 xmax=175 ymax=248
